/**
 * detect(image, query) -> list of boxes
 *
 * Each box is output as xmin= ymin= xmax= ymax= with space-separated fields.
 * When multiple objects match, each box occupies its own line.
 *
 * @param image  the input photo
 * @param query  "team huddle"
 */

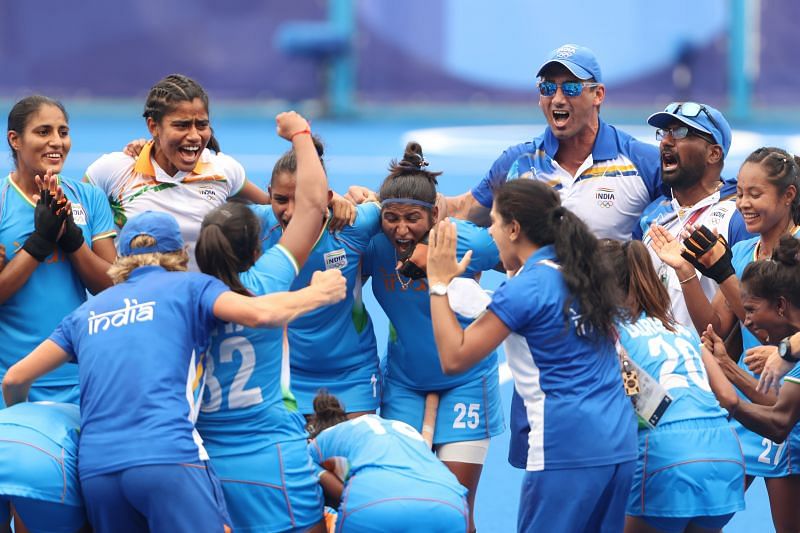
xmin=1 ymin=42 xmax=800 ymax=533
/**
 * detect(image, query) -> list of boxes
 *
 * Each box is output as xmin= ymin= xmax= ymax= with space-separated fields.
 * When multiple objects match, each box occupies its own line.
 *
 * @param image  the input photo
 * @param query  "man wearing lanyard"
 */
xmin=639 ymin=102 xmax=751 ymax=329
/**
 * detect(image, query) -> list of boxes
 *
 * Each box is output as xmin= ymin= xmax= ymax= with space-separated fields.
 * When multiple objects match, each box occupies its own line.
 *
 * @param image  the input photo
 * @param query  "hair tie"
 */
xmin=551 ymin=206 xmax=566 ymax=221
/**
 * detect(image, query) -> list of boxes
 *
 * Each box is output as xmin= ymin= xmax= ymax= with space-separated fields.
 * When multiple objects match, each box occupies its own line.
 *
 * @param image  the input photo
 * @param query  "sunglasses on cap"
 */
xmin=655 ymin=126 xmax=716 ymax=145
xmin=537 ymin=80 xmax=600 ymax=97
xmin=664 ymin=102 xmax=722 ymax=135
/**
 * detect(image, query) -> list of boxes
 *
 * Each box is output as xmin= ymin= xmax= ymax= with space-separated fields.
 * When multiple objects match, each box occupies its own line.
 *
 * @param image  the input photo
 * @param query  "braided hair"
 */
xmin=142 ymin=74 xmax=220 ymax=152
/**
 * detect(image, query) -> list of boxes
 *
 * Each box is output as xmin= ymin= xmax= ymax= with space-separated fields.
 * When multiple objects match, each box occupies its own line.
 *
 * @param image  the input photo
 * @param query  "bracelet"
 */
xmin=679 ymin=273 xmax=697 ymax=285
xmin=290 ymin=128 xmax=311 ymax=141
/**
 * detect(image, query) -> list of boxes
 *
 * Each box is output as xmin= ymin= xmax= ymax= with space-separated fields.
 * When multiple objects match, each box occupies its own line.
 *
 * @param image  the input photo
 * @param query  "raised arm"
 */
xmin=213 ymin=268 xmax=346 ymax=328
xmin=427 ymin=220 xmax=510 ymax=373
xmin=275 ymin=112 xmax=329 ymax=268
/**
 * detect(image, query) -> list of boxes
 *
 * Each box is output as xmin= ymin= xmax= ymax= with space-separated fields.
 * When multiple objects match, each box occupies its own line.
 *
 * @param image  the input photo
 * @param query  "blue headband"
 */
xmin=381 ymin=198 xmax=435 ymax=209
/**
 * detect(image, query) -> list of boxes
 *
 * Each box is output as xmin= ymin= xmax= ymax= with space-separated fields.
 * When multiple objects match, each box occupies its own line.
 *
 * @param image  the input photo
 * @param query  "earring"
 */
xmin=779 ymin=308 xmax=785 ymax=317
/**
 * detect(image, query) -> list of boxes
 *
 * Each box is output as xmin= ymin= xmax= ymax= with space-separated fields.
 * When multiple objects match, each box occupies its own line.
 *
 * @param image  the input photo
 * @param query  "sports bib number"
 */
xmin=202 ymin=336 xmax=263 ymax=412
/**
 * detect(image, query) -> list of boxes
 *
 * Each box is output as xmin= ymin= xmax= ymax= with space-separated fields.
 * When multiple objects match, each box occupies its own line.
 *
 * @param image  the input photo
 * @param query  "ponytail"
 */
xmin=495 ymin=180 xmax=621 ymax=340
xmin=196 ymin=201 xmax=261 ymax=296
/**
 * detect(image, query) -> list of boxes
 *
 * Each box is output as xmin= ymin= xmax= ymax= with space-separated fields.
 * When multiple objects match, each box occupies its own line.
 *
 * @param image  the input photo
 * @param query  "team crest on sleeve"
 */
xmin=595 ymin=187 xmax=615 ymax=208
xmin=71 ymin=203 xmax=87 ymax=225
xmin=324 ymin=248 xmax=348 ymax=270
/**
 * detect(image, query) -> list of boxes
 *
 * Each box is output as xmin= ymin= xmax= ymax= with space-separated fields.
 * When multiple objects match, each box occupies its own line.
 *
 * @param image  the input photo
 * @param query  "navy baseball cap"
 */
xmin=536 ymin=44 xmax=602 ymax=82
xmin=647 ymin=102 xmax=732 ymax=157
xmin=117 ymin=211 xmax=184 ymax=256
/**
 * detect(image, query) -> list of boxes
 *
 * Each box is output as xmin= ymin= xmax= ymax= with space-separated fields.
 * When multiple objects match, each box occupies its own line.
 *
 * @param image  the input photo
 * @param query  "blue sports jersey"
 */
xmin=49 ymin=266 xmax=227 ymax=479
xmin=0 ymin=402 xmax=81 ymax=506
xmin=251 ymin=203 xmax=380 ymax=374
xmin=197 ymin=244 xmax=306 ymax=452
xmin=618 ymin=313 xmax=725 ymax=425
xmin=471 ymin=119 xmax=661 ymax=241
xmin=491 ymin=246 xmax=637 ymax=471
xmin=0 ymin=175 xmax=116 ymax=388
xmin=731 ymin=234 xmax=800 ymax=475
xmin=363 ymin=219 xmax=500 ymax=390
xmin=308 ymin=414 xmax=466 ymax=495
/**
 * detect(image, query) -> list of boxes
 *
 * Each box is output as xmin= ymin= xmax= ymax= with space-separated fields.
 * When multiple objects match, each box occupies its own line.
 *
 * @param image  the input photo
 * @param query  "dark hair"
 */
xmin=270 ymin=135 xmax=326 ymax=185
xmin=600 ymin=239 xmax=675 ymax=332
xmin=142 ymin=74 xmax=221 ymax=153
xmin=307 ymin=390 xmax=348 ymax=439
xmin=196 ymin=201 xmax=261 ymax=296
xmin=741 ymin=235 xmax=800 ymax=309
xmin=7 ymin=95 xmax=69 ymax=165
xmin=378 ymin=142 xmax=441 ymax=207
xmin=743 ymin=147 xmax=800 ymax=224
xmin=494 ymin=179 xmax=621 ymax=339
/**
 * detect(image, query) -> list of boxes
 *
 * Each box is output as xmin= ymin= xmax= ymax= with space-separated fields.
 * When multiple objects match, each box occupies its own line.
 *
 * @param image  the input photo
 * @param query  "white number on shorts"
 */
xmin=453 ymin=403 xmax=480 ymax=429
xmin=352 ymin=416 xmax=425 ymax=442
xmin=648 ymin=336 xmax=711 ymax=392
xmin=758 ymin=438 xmax=787 ymax=465
xmin=200 ymin=336 xmax=263 ymax=413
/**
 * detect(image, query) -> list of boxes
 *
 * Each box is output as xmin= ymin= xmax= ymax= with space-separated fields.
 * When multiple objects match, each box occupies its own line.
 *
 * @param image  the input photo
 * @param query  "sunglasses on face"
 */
xmin=537 ymin=80 xmax=600 ymax=97
xmin=664 ymin=102 xmax=722 ymax=135
xmin=655 ymin=126 xmax=716 ymax=144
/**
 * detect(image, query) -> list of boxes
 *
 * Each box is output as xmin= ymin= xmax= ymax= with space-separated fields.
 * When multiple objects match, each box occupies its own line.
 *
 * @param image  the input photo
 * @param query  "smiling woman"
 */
xmin=83 ymin=74 xmax=270 ymax=271
xmin=0 ymin=95 xmax=117 ymax=410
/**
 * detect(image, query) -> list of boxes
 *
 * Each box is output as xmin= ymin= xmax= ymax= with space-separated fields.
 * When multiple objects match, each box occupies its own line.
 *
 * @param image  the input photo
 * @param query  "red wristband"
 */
xmin=290 ymin=129 xmax=311 ymax=141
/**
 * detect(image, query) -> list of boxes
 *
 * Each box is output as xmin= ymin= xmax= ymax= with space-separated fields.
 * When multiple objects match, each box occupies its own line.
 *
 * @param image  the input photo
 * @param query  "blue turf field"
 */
xmin=1 ymin=105 xmax=783 ymax=532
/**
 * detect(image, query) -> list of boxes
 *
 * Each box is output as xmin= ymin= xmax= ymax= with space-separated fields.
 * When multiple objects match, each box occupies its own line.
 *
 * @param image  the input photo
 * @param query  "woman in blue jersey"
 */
xmin=2 ymin=207 xmax=346 ymax=533
xmin=0 ymin=95 xmax=117 ymax=406
xmin=249 ymin=135 xmax=381 ymax=418
xmin=0 ymin=402 xmax=87 ymax=533
xmin=194 ymin=111 xmax=331 ymax=532
xmin=703 ymin=236 xmax=800 ymax=451
xmin=601 ymin=239 xmax=745 ymax=533
xmin=649 ymin=147 xmax=800 ymax=532
xmin=361 ymin=142 xmax=504 ymax=532
xmin=307 ymin=391 xmax=468 ymax=533
xmin=427 ymin=179 xmax=637 ymax=533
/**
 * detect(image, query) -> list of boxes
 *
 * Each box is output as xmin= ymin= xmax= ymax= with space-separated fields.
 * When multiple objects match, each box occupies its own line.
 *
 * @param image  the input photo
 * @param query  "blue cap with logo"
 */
xmin=536 ymin=44 xmax=602 ymax=82
xmin=647 ymin=102 xmax=732 ymax=157
xmin=117 ymin=211 xmax=185 ymax=256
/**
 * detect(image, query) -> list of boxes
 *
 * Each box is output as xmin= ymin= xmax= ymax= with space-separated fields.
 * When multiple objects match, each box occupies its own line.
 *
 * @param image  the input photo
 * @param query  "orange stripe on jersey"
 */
xmin=191 ymin=360 xmax=204 ymax=392
xmin=181 ymin=174 xmax=227 ymax=184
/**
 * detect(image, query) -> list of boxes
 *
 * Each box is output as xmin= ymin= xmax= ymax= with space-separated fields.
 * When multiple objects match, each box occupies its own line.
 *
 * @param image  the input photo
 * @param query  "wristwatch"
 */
xmin=778 ymin=336 xmax=800 ymax=363
xmin=429 ymin=282 xmax=448 ymax=296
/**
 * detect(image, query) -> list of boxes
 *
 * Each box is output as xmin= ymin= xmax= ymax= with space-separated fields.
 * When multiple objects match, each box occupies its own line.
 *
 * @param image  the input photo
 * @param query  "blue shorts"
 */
xmin=338 ymin=470 xmax=468 ymax=533
xmin=734 ymin=415 xmax=800 ymax=477
xmin=0 ymin=427 xmax=82 ymax=508
xmin=380 ymin=368 xmax=505 ymax=445
xmin=518 ymin=461 xmax=635 ymax=533
xmin=80 ymin=462 xmax=231 ymax=533
xmin=291 ymin=362 xmax=381 ymax=415
xmin=628 ymin=417 xmax=745 ymax=522
xmin=0 ymin=496 xmax=86 ymax=533
xmin=211 ymin=438 xmax=324 ymax=532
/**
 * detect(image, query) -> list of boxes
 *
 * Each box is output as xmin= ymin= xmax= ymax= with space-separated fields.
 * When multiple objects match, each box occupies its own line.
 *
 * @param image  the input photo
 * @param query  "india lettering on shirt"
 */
xmin=379 ymin=268 xmax=428 ymax=292
xmin=88 ymin=298 xmax=156 ymax=335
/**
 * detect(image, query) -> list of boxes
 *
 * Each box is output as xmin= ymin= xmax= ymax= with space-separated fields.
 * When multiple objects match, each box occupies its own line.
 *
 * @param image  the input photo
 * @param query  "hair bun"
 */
xmin=311 ymin=135 xmax=325 ymax=158
xmin=550 ymin=206 xmax=566 ymax=222
xmin=773 ymin=235 xmax=800 ymax=266
xmin=400 ymin=141 xmax=428 ymax=170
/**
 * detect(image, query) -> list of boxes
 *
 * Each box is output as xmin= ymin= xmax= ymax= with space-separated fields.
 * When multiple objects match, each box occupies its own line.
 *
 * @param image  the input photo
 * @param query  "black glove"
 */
xmin=680 ymin=225 xmax=735 ymax=284
xmin=58 ymin=211 xmax=85 ymax=254
xmin=396 ymin=235 xmax=429 ymax=280
xmin=22 ymin=188 xmax=64 ymax=262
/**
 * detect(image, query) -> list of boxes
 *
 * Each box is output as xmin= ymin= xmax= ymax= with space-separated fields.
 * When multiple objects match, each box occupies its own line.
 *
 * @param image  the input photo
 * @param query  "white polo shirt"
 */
xmin=85 ymin=141 xmax=246 ymax=270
